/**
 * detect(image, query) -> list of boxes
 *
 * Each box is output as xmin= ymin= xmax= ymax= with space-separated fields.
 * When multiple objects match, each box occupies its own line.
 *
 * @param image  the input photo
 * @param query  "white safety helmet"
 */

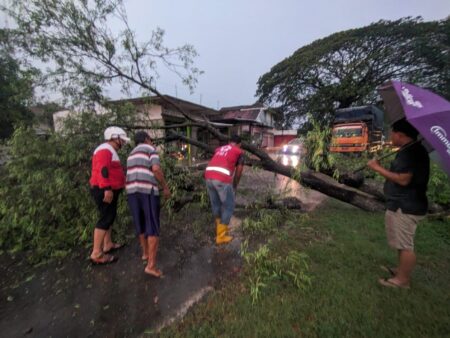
xmin=104 ymin=126 xmax=130 ymax=143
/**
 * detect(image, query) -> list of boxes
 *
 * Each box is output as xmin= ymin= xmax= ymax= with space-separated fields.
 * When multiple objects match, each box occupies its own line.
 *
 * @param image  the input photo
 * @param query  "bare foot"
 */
xmin=144 ymin=266 xmax=163 ymax=278
xmin=142 ymin=255 xmax=149 ymax=261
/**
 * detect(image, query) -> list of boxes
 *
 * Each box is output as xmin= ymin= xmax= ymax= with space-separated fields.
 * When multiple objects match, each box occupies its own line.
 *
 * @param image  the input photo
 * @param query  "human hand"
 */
xmin=163 ymin=187 xmax=171 ymax=199
xmin=103 ymin=190 xmax=113 ymax=204
xmin=367 ymin=159 xmax=381 ymax=171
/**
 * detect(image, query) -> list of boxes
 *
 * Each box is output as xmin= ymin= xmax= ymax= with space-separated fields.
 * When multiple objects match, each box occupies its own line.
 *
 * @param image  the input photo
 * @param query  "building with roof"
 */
xmin=53 ymin=95 xmax=278 ymax=161
xmin=212 ymin=103 xmax=275 ymax=148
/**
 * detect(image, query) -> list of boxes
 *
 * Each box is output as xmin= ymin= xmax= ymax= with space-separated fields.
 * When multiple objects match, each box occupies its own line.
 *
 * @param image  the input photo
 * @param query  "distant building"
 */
xmin=212 ymin=104 xmax=275 ymax=148
xmin=30 ymin=104 xmax=64 ymax=135
xmin=273 ymin=130 xmax=298 ymax=147
xmin=52 ymin=95 xmax=281 ymax=158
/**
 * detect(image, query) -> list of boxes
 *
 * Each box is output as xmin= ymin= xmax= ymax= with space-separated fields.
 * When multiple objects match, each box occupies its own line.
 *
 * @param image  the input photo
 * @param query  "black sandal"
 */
xmin=90 ymin=253 xmax=118 ymax=265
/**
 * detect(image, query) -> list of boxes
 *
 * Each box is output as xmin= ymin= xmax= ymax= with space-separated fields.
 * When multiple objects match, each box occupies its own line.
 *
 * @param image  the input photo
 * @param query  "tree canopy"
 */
xmin=2 ymin=0 xmax=202 ymax=107
xmin=0 ymin=29 xmax=38 ymax=139
xmin=256 ymin=17 xmax=450 ymax=128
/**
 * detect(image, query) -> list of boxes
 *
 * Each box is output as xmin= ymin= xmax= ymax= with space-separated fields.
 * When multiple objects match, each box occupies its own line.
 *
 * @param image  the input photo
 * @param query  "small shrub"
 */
xmin=241 ymin=210 xmax=282 ymax=236
xmin=427 ymin=162 xmax=450 ymax=206
xmin=303 ymin=117 xmax=335 ymax=173
xmin=241 ymin=241 xmax=311 ymax=304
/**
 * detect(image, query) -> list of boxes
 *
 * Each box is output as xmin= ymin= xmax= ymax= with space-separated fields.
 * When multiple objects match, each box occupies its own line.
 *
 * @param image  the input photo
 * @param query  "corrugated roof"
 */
xmin=219 ymin=103 xmax=261 ymax=112
xmin=108 ymin=94 xmax=220 ymax=116
xmin=222 ymin=109 xmax=260 ymax=120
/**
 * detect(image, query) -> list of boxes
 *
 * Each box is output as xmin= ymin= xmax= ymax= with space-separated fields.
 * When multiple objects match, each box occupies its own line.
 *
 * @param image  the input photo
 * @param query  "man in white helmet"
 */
xmin=89 ymin=126 xmax=130 ymax=264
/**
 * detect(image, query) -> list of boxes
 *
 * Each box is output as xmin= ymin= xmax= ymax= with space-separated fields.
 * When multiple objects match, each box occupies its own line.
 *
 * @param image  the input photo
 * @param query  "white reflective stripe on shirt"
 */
xmin=93 ymin=143 xmax=120 ymax=161
xmin=206 ymin=166 xmax=231 ymax=176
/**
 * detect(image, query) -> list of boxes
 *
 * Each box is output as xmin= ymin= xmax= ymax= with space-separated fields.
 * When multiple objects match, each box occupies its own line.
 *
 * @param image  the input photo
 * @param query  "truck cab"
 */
xmin=330 ymin=122 xmax=368 ymax=152
xmin=329 ymin=105 xmax=384 ymax=154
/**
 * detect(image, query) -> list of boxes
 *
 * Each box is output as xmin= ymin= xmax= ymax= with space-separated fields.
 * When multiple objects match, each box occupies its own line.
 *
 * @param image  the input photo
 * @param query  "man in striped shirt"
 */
xmin=126 ymin=131 xmax=170 ymax=277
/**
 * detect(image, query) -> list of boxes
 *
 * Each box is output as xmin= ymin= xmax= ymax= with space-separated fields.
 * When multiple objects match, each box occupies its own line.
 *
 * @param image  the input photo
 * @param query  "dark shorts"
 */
xmin=127 ymin=191 xmax=161 ymax=237
xmin=90 ymin=187 xmax=121 ymax=230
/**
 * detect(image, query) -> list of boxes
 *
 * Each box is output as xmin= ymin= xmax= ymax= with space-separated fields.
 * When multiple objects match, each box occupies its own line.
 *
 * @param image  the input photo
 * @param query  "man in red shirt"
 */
xmin=205 ymin=135 xmax=244 ymax=244
xmin=89 ymin=127 xmax=129 ymax=264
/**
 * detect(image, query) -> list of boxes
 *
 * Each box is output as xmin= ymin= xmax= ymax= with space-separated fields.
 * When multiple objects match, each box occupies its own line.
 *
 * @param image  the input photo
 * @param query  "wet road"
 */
xmin=0 ymin=231 xmax=242 ymax=337
xmin=0 ymin=169 xmax=325 ymax=337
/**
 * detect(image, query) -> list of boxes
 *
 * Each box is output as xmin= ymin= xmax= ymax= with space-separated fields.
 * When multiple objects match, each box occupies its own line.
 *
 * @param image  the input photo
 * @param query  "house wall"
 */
xmin=273 ymin=130 xmax=297 ymax=147
xmin=53 ymin=110 xmax=75 ymax=132
xmin=133 ymin=103 xmax=165 ymax=139
xmin=274 ymin=135 xmax=296 ymax=147
xmin=256 ymin=110 xmax=274 ymax=127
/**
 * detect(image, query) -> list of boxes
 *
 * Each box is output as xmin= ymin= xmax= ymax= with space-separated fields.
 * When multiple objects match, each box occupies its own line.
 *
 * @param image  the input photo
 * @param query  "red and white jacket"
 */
xmin=89 ymin=143 xmax=125 ymax=190
xmin=204 ymin=144 xmax=243 ymax=184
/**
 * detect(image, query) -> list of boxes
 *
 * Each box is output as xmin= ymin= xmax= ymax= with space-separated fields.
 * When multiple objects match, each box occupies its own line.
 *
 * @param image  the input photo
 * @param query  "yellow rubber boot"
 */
xmin=216 ymin=223 xmax=233 ymax=245
xmin=215 ymin=218 xmax=221 ymax=227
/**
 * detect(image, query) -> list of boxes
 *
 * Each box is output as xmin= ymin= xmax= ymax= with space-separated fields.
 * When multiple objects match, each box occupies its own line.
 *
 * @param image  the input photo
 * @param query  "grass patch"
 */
xmin=159 ymin=199 xmax=450 ymax=337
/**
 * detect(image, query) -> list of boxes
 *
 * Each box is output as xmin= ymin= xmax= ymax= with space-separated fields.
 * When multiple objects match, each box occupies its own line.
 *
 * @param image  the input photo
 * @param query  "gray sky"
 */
xmin=111 ymin=0 xmax=449 ymax=109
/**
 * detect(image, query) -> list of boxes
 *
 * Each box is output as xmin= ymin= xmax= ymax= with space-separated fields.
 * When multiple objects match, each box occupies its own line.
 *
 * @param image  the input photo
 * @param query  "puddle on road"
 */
xmin=274 ymin=174 xmax=327 ymax=211
xmin=238 ymin=170 xmax=328 ymax=212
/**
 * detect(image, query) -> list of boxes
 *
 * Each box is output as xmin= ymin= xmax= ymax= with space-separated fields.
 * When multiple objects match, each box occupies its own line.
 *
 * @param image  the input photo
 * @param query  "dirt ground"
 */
xmin=0 ymin=170 xmax=327 ymax=337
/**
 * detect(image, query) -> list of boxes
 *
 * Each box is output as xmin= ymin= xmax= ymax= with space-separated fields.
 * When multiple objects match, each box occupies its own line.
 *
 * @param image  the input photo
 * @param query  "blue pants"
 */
xmin=127 ymin=191 xmax=161 ymax=237
xmin=206 ymin=179 xmax=235 ymax=225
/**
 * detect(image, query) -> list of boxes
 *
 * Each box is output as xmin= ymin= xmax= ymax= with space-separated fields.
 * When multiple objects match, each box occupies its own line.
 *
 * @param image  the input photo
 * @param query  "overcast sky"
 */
xmin=96 ymin=1 xmax=449 ymax=109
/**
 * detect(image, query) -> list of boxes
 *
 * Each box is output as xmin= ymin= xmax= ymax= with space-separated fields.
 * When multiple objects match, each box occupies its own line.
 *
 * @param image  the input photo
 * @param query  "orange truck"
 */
xmin=329 ymin=105 xmax=384 ymax=153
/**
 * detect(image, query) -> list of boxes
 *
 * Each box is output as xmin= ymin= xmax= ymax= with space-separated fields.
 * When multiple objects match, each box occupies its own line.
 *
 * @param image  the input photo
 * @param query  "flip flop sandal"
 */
xmin=90 ymin=253 xmax=118 ymax=265
xmin=103 ymin=243 xmax=124 ymax=254
xmin=378 ymin=278 xmax=410 ymax=289
xmin=380 ymin=265 xmax=397 ymax=276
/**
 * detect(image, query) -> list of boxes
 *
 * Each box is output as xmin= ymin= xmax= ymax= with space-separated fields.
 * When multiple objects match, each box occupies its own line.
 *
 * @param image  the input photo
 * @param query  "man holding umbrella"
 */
xmin=367 ymin=118 xmax=429 ymax=289
xmin=371 ymin=79 xmax=450 ymax=288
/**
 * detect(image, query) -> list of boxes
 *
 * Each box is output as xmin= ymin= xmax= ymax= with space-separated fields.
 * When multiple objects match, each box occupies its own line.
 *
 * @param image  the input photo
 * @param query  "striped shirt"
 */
xmin=126 ymin=144 xmax=160 ymax=195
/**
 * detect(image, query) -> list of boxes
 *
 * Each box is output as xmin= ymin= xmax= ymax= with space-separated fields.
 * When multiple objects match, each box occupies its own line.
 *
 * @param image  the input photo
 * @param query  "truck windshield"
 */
xmin=333 ymin=128 xmax=362 ymax=138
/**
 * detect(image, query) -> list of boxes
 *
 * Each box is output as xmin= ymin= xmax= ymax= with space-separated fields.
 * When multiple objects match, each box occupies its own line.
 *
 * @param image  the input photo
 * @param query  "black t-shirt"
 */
xmin=384 ymin=142 xmax=430 ymax=215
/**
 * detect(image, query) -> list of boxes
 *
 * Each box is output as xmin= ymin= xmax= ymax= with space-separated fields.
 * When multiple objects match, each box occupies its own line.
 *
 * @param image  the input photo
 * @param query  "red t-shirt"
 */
xmin=204 ymin=144 xmax=243 ymax=184
xmin=89 ymin=143 xmax=125 ymax=190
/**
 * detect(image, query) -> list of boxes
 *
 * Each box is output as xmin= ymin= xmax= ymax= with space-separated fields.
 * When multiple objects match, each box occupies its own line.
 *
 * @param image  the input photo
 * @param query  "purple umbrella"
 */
xmin=378 ymin=80 xmax=450 ymax=175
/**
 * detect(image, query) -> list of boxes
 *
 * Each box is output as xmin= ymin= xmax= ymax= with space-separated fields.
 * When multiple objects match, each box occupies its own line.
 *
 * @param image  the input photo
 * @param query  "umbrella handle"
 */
xmin=353 ymin=151 xmax=396 ymax=173
xmin=352 ymin=140 xmax=420 ymax=173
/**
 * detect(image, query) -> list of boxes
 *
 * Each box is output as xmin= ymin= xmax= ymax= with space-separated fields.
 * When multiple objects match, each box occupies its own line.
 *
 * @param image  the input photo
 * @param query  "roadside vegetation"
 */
xmin=159 ymin=199 xmax=450 ymax=337
xmin=0 ymin=107 xmax=192 ymax=262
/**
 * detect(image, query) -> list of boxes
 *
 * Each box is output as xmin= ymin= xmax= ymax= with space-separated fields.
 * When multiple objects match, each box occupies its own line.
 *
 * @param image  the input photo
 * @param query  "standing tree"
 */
xmin=256 ymin=17 xmax=450 ymax=128
xmin=0 ymin=29 xmax=38 ymax=139
xmin=3 ymin=0 xmax=202 ymax=106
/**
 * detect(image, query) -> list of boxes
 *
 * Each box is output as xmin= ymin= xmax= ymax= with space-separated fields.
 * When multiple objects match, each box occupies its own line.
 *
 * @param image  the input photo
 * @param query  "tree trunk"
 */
xmin=257 ymin=158 xmax=385 ymax=212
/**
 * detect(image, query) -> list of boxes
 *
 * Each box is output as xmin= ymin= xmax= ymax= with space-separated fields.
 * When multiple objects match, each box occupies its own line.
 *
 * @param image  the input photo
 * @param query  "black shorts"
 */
xmin=90 ymin=187 xmax=122 ymax=230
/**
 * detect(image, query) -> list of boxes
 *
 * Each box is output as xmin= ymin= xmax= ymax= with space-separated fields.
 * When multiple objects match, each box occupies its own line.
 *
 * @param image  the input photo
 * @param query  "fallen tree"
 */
xmin=161 ymin=128 xmax=385 ymax=212
xmin=6 ymin=0 xmax=385 ymax=212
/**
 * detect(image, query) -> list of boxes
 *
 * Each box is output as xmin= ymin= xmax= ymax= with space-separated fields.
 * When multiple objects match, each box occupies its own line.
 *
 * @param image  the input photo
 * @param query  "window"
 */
xmin=333 ymin=128 xmax=363 ymax=138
